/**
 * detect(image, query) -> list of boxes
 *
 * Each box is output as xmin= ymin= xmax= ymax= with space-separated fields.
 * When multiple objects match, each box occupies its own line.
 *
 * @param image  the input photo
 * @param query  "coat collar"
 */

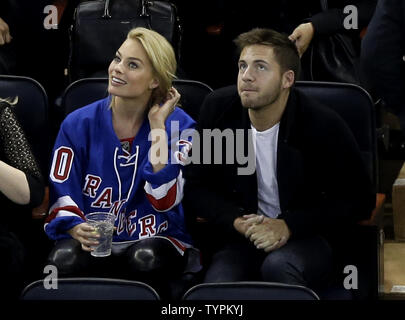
xmin=237 ymin=86 xmax=300 ymax=139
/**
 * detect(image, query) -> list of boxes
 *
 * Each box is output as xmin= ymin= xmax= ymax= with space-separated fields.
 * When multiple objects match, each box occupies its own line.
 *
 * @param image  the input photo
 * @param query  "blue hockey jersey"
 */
xmin=45 ymin=97 xmax=196 ymax=254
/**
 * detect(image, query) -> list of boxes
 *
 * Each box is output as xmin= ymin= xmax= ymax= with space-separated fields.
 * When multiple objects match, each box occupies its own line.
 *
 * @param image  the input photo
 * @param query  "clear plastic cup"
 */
xmin=86 ymin=212 xmax=115 ymax=257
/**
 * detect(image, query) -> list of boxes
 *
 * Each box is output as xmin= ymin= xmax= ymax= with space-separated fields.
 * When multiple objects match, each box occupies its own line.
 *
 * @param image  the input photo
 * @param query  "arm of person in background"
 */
xmin=0 ymin=161 xmax=30 ymax=205
xmin=361 ymin=0 xmax=405 ymax=130
xmin=0 ymin=101 xmax=44 ymax=207
xmin=289 ymin=0 xmax=377 ymax=56
xmin=0 ymin=17 xmax=12 ymax=45
xmin=288 ymin=22 xmax=314 ymax=57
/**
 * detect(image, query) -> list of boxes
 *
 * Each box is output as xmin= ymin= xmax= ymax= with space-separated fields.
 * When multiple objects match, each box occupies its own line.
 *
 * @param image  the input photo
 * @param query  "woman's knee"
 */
xmin=126 ymin=237 xmax=185 ymax=278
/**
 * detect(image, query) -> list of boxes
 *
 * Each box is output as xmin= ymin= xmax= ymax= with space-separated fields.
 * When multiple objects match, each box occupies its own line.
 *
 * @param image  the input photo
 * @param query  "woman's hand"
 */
xmin=148 ymin=87 xmax=180 ymax=172
xmin=148 ymin=87 xmax=181 ymax=130
xmin=67 ymin=223 xmax=99 ymax=252
xmin=288 ymin=22 xmax=315 ymax=57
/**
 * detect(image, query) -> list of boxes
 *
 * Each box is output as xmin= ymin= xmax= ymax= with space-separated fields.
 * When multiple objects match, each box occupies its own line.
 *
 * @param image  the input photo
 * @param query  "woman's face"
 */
xmin=108 ymin=38 xmax=159 ymax=102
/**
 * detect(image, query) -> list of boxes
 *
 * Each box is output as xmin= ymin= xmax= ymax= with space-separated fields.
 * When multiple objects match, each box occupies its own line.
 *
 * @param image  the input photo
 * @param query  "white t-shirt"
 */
xmin=251 ymin=123 xmax=281 ymax=218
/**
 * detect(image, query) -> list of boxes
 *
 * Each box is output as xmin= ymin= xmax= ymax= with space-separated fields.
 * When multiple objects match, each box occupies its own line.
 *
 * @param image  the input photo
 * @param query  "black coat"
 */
xmin=183 ymin=86 xmax=375 ymax=248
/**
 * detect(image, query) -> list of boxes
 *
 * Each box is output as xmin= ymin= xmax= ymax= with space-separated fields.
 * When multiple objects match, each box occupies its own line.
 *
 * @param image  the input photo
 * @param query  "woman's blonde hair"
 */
xmin=128 ymin=27 xmax=176 ymax=105
xmin=0 ymin=97 xmax=18 ymax=106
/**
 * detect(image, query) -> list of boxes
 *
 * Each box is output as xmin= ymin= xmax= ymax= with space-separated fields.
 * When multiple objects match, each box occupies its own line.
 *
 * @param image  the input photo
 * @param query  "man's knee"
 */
xmin=46 ymin=239 xmax=89 ymax=276
xmin=204 ymin=245 xmax=262 ymax=283
xmin=260 ymin=250 xmax=303 ymax=284
xmin=260 ymin=237 xmax=333 ymax=286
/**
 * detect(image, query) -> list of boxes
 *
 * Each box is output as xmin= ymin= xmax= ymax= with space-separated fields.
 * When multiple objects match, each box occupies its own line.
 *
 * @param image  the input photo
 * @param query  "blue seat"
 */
xmin=60 ymin=77 xmax=212 ymax=122
xmin=0 ymin=75 xmax=50 ymax=175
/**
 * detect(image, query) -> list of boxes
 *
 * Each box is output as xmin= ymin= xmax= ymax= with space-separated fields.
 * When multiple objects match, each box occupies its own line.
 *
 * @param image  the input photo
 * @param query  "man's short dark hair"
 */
xmin=234 ymin=28 xmax=301 ymax=81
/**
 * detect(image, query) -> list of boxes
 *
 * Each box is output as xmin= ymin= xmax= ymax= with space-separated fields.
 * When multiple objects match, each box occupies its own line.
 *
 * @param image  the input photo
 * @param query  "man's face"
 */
xmin=237 ymin=44 xmax=284 ymax=110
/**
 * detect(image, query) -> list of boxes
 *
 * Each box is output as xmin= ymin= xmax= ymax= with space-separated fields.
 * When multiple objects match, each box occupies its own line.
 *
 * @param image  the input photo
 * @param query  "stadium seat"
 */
xmin=0 ymin=75 xmax=51 ymax=216
xmin=170 ymin=79 xmax=213 ymax=122
xmin=0 ymin=75 xmax=50 ymax=176
xmin=61 ymin=77 xmax=109 ymax=118
xmin=182 ymin=282 xmax=319 ymax=300
xmin=60 ymin=77 xmax=212 ymax=121
xmin=294 ymin=81 xmax=383 ymax=300
xmin=21 ymin=278 xmax=160 ymax=300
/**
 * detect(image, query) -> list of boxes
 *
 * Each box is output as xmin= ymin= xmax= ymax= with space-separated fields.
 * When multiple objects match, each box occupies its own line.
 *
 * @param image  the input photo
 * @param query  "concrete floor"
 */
xmin=381 ymin=207 xmax=405 ymax=299
xmin=378 ymin=159 xmax=405 ymax=299
xmin=384 ymin=241 xmax=405 ymax=295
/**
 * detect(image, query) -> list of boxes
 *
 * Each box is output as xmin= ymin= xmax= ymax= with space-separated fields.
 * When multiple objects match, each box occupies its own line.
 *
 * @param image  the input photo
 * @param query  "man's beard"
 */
xmin=241 ymin=88 xmax=281 ymax=111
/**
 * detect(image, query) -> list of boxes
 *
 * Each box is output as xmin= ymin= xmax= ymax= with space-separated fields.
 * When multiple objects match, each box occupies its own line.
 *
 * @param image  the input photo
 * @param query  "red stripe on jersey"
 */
xmin=45 ymin=205 xmax=85 ymax=224
xmin=167 ymin=236 xmax=187 ymax=252
xmin=146 ymin=180 xmax=177 ymax=211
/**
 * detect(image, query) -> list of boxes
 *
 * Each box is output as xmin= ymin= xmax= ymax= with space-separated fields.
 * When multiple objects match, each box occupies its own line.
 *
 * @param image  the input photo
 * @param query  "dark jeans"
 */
xmin=204 ymin=236 xmax=333 ymax=291
xmin=0 ymin=228 xmax=25 ymax=300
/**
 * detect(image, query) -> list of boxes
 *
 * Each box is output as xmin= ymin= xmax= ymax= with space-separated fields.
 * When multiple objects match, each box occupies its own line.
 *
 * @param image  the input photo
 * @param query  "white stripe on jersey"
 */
xmin=48 ymin=195 xmax=80 ymax=214
xmin=144 ymin=170 xmax=184 ymax=212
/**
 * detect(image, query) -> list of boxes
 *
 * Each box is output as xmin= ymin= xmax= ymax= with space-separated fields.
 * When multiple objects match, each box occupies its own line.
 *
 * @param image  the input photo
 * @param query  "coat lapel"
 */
xmin=234 ymin=105 xmax=258 ymax=213
xmin=277 ymin=89 xmax=305 ymax=211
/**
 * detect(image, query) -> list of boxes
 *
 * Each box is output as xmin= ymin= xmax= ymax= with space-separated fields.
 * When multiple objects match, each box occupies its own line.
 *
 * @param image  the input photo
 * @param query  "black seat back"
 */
xmin=0 ymin=75 xmax=50 ymax=176
xmin=21 ymin=278 xmax=160 ymax=300
xmin=61 ymin=78 xmax=212 ymax=123
xmin=182 ymin=282 xmax=319 ymax=300
xmin=295 ymin=81 xmax=377 ymax=189
xmin=294 ymin=81 xmax=378 ymax=300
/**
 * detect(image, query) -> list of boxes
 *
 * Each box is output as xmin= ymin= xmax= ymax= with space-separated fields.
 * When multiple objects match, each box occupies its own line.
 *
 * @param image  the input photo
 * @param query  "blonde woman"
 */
xmin=45 ymin=28 xmax=199 ymax=298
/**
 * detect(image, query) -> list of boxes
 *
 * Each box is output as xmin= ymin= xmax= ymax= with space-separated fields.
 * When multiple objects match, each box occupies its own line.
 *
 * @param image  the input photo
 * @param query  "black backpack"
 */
xmin=68 ymin=0 xmax=182 ymax=82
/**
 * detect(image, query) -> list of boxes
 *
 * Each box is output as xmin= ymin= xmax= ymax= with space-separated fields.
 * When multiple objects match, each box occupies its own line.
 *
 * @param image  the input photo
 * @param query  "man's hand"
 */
xmin=288 ymin=22 xmax=314 ymax=57
xmin=0 ymin=17 xmax=12 ymax=46
xmin=245 ymin=217 xmax=291 ymax=252
xmin=233 ymin=214 xmax=264 ymax=236
xmin=67 ymin=223 xmax=99 ymax=252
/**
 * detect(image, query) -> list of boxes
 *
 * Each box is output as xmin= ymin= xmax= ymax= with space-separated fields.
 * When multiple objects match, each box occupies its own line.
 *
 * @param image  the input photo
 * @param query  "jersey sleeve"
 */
xmin=143 ymin=109 xmax=196 ymax=212
xmin=44 ymin=116 xmax=87 ymax=240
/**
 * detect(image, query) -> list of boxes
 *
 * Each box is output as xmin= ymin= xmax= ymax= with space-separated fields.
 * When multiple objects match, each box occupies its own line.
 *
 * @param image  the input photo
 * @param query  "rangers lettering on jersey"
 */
xmin=45 ymin=97 xmax=196 ymax=255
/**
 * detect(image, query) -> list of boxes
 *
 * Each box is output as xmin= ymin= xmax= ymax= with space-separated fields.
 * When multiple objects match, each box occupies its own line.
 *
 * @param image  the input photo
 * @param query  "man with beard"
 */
xmin=183 ymin=28 xmax=375 ymax=296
